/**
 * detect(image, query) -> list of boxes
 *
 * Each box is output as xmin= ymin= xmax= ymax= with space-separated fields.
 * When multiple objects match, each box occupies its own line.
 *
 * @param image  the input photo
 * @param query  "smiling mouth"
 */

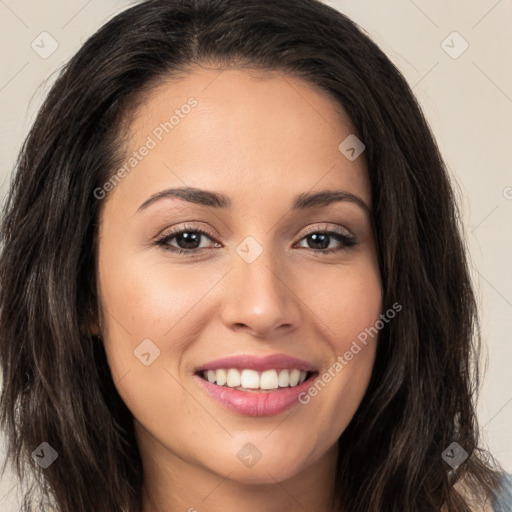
xmin=195 ymin=368 xmax=318 ymax=393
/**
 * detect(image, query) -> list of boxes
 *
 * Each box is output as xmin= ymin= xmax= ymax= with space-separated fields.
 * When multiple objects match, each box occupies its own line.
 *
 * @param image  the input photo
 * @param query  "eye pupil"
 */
xmin=177 ymin=232 xmax=201 ymax=249
xmin=308 ymin=233 xmax=329 ymax=250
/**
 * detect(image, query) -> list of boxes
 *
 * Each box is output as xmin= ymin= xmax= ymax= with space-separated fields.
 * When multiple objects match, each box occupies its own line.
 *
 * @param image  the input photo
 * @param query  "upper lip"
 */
xmin=195 ymin=353 xmax=318 ymax=373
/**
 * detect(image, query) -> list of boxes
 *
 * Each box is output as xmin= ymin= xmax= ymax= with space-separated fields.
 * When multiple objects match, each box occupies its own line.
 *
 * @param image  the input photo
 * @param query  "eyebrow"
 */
xmin=137 ymin=187 xmax=371 ymax=215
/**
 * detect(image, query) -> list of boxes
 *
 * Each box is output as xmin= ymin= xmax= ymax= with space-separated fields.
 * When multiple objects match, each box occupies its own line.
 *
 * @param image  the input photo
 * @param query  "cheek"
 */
xmin=300 ymin=255 xmax=383 ymax=347
xmin=97 ymin=276 xmax=208 ymax=416
xmin=295 ymin=257 xmax=382 ymax=425
xmin=97 ymin=257 xmax=203 ymax=430
xmin=98 ymin=250 xmax=219 ymax=344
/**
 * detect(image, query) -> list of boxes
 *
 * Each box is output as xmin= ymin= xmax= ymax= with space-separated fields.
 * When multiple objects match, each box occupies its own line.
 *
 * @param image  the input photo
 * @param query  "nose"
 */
xmin=219 ymin=245 xmax=302 ymax=339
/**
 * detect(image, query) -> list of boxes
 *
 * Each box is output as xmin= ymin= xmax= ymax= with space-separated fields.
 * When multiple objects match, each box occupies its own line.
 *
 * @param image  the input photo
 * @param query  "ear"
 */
xmin=80 ymin=318 xmax=101 ymax=339
xmin=82 ymin=301 xmax=102 ymax=338
xmin=88 ymin=319 xmax=101 ymax=338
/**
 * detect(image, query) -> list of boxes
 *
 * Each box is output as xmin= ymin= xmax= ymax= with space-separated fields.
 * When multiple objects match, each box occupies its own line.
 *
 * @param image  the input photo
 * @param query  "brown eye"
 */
xmin=155 ymin=225 xmax=220 ymax=255
xmin=295 ymin=226 xmax=357 ymax=254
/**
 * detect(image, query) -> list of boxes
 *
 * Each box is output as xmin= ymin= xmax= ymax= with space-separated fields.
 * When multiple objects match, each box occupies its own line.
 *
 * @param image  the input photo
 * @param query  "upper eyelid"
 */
xmin=300 ymin=223 xmax=353 ymax=237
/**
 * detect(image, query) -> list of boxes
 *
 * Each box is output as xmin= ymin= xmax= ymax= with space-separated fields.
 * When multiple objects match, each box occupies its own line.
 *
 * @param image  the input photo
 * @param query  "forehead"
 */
xmin=107 ymin=67 xmax=371 ymax=214
xmin=130 ymin=66 xmax=353 ymax=145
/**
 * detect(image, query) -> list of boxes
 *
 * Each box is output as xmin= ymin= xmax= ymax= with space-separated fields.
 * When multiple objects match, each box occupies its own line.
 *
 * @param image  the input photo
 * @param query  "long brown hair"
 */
xmin=1 ymin=1 xmax=510 ymax=510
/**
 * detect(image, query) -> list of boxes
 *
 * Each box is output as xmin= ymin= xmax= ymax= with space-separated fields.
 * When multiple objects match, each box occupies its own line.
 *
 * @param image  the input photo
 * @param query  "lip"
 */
xmin=194 ymin=371 xmax=318 ymax=417
xmin=195 ymin=353 xmax=318 ymax=373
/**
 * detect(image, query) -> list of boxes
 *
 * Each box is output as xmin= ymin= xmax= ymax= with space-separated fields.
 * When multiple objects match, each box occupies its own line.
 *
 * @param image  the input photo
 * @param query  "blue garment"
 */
xmin=492 ymin=472 xmax=512 ymax=511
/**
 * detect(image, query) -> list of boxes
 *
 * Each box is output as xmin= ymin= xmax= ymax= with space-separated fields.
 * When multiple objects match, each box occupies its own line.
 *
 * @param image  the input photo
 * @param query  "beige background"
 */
xmin=1 ymin=0 xmax=511 ymax=509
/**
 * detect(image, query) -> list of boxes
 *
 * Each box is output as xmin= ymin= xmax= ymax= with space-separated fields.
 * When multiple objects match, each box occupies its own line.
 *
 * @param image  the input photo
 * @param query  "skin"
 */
xmin=93 ymin=67 xmax=383 ymax=512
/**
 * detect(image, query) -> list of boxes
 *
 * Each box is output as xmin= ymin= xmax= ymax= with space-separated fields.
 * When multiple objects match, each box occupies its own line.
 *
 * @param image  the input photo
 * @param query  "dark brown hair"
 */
xmin=1 ymin=0 xmax=510 ymax=511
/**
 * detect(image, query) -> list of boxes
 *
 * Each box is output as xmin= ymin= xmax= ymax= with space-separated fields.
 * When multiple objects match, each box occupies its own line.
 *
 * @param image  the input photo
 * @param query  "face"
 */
xmin=95 ymin=67 xmax=382 ymax=488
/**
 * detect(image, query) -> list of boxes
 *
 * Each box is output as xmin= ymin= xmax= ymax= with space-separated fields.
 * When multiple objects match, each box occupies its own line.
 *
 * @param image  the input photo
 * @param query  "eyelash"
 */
xmin=155 ymin=223 xmax=357 ymax=257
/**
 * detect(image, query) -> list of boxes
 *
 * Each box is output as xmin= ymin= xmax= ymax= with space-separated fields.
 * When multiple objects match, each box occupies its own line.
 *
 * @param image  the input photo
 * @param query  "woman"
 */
xmin=0 ymin=0 xmax=510 ymax=510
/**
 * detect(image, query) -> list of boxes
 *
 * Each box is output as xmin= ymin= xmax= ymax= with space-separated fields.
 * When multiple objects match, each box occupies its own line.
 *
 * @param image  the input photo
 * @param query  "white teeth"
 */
xmin=240 ymin=369 xmax=259 ymax=389
xmin=260 ymin=369 xmax=279 ymax=389
xmin=201 ymin=368 xmax=309 ymax=390
xmin=226 ymin=368 xmax=241 ymax=387
xmin=289 ymin=369 xmax=300 ymax=386
xmin=278 ymin=369 xmax=290 ymax=387
xmin=215 ymin=368 xmax=227 ymax=386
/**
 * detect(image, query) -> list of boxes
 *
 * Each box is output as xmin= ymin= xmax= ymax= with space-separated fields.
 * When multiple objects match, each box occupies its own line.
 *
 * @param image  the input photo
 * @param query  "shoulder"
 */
xmin=441 ymin=473 xmax=512 ymax=512
xmin=490 ymin=472 xmax=512 ymax=512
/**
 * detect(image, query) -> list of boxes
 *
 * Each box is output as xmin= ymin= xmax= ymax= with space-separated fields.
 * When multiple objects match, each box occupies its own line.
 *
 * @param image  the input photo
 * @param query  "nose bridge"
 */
xmin=220 ymin=232 xmax=300 ymax=336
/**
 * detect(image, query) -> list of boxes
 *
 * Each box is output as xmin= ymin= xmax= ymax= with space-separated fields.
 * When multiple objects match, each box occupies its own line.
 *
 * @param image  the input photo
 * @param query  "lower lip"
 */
xmin=194 ymin=373 xmax=316 ymax=417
